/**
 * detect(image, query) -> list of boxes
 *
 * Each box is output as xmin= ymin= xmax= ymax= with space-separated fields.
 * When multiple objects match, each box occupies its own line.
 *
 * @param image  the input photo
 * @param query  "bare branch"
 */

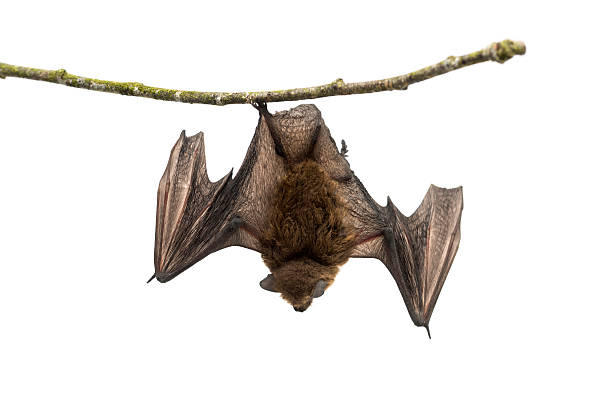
xmin=0 ymin=40 xmax=525 ymax=106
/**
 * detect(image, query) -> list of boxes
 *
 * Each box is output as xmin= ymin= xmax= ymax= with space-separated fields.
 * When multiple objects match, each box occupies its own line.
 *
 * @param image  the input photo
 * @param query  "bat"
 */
xmin=151 ymin=103 xmax=463 ymax=337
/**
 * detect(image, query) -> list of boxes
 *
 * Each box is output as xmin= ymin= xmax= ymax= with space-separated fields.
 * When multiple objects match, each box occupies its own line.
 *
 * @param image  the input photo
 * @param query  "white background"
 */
xmin=1 ymin=1 xmax=610 ymax=394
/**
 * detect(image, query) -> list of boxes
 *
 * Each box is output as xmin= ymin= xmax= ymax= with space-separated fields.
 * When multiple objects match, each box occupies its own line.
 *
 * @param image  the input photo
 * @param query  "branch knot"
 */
xmin=55 ymin=68 xmax=67 ymax=83
xmin=332 ymin=78 xmax=345 ymax=89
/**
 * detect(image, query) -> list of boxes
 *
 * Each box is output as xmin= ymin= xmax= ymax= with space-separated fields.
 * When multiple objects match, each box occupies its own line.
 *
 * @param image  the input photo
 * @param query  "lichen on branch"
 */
xmin=0 ymin=39 xmax=525 ymax=105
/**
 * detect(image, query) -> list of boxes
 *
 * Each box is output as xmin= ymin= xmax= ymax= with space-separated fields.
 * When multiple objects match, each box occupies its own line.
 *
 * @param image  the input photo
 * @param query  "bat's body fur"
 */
xmin=260 ymin=160 xmax=356 ymax=311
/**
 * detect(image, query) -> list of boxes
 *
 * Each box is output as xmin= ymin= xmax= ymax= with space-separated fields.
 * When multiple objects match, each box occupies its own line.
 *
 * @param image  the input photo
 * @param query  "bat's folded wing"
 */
xmin=350 ymin=183 xmax=463 ymax=333
xmin=153 ymin=131 xmax=262 ymax=283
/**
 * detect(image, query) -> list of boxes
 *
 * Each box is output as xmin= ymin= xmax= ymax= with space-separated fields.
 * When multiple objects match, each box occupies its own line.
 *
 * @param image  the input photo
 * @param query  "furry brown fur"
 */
xmin=261 ymin=160 xmax=356 ymax=310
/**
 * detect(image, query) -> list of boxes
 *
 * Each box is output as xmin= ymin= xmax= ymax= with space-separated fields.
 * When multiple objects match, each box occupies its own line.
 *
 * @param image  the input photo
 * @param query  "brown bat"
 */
xmin=151 ymin=103 xmax=463 ymax=337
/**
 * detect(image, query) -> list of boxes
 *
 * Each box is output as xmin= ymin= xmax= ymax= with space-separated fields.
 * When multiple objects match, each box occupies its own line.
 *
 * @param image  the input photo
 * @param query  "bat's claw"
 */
xmin=425 ymin=325 xmax=431 ymax=339
xmin=340 ymin=139 xmax=349 ymax=157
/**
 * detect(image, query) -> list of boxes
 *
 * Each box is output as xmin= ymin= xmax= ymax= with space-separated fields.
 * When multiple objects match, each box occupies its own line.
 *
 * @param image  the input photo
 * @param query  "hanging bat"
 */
xmin=151 ymin=103 xmax=463 ymax=337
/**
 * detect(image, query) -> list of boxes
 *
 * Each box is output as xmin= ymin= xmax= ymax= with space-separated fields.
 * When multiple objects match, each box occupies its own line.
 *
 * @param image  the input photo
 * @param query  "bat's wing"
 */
xmin=153 ymin=116 xmax=286 ymax=283
xmin=306 ymin=115 xmax=463 ymax=333
xmin=346 ymin=178 xmax=463 ymax=335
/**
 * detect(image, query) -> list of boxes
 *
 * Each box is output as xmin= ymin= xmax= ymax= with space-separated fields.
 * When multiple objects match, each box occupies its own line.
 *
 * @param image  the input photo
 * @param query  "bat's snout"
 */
xmin=293 ymin=304 xmax=309 ymax=312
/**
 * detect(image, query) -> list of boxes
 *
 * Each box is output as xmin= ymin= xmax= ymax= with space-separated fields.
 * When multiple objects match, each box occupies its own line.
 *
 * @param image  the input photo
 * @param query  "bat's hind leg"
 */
xmin=252 ymin=101 xmax=286 ymax=158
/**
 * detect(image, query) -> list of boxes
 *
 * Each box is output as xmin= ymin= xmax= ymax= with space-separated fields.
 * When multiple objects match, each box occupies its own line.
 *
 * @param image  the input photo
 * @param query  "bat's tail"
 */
xmin=146 ymin=273 xmax=156 ymax=284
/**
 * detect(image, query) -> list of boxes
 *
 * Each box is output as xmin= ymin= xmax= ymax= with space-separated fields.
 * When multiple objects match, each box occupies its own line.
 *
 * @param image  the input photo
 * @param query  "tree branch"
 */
xmin=0 ymin=39 xmax=525 ymax=106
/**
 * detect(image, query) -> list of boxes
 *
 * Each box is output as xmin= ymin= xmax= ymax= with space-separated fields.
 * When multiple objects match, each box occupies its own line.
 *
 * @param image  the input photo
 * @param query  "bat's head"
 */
xmin=259 ymin=258 xmax=338 ymax=312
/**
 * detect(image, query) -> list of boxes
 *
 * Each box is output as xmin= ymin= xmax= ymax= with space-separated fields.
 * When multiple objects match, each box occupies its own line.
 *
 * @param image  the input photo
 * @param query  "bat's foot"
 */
xmin=251 ymin=101 xmax=270 ymax=116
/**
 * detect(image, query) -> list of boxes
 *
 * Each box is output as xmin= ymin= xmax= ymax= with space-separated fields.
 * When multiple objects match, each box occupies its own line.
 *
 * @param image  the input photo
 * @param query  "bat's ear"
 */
xmin=260 ymin=274 xmax=279 ymax=293
xmin=312 ymin=280 xmax=328 ymax=298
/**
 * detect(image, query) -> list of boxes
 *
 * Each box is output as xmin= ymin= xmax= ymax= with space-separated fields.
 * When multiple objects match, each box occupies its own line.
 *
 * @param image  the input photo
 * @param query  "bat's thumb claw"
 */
xmin=340 ymin=139 xmax=348 ymax=157
xmin=425 ymin=325 xmax=431 ymax=339
xmin=146 ymin=273 xmax=156 ymax=284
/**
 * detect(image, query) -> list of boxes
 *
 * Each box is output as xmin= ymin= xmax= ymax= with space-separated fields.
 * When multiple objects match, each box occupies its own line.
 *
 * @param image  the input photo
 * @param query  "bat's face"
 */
xmin=260 ymin=259 xmax=337 ymax=312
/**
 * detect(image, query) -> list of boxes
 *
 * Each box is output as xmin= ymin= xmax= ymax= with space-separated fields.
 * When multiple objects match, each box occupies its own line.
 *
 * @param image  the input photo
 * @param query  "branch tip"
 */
xmin=490 ymin=39 xmax=526 ymax=64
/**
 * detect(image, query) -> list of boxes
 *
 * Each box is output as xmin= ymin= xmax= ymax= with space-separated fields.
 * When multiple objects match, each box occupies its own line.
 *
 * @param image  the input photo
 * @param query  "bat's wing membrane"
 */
xmin=154 ymin=119 xmax=286 ymax=283
xmin=310 ymin=124 xmax=463 ymax=330
xmin=347 ymin=179 xmax=463 ymax=332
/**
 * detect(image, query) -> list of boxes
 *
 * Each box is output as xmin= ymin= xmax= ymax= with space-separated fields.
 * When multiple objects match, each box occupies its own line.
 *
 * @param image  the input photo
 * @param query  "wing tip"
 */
xmin=424 ymin=325 xmax=432 ymax=339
